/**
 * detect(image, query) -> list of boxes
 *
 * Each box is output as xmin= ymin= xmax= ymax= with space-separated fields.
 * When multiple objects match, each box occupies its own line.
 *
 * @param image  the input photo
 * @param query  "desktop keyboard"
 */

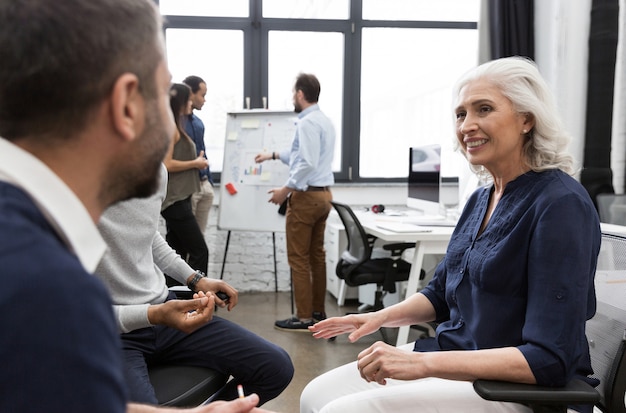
xmin=403 ymin=215 xmax=457 ymax=227
xmin=375 ymin=222 xmax=432 ymax=233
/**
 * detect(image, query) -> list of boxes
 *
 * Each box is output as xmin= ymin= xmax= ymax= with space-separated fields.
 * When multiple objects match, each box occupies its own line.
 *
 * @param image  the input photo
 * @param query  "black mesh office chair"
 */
xmin=331 ymin=201 xmax=418 ymax=343
xmin=148 ymin=286 xmax=230 ymax=407
xmin=473 ymin=231 xmax=626 ymax=413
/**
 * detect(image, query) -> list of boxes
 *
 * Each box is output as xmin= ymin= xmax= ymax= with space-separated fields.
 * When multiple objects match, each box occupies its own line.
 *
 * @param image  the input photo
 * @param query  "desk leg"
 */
xmin=337 ymin=280 xmax=347 ymax=306
xmin=395 ymin=242 xmax=426 ymax=346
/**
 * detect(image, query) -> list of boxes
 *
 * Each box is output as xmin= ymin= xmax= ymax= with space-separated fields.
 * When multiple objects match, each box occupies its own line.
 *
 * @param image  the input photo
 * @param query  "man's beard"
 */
xmin=101 ymin=100 xmax=171 ymax=207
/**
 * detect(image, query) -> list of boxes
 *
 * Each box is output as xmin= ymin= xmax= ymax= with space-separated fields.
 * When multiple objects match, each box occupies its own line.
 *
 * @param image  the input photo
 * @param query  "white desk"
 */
xmin=360 ymin=220 xmax=454 ymax=346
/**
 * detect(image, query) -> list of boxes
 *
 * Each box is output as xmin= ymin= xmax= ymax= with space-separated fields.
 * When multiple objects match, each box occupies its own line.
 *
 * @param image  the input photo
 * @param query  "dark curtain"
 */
xmin=580 ymin=0 xmax=619 ymax=204
xmin=488 ymin=0 xmax=534 ymax=59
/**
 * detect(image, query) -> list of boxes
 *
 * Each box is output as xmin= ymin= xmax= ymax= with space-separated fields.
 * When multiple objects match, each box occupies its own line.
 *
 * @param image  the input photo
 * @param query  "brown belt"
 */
xmin=305 ymin=186 xmax=329 ymax=192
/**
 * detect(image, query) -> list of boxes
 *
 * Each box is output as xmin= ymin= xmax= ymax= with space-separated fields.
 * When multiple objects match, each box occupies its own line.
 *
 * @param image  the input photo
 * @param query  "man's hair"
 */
xmin=295 ymin=73 xmax=321 ymax=103
xmin=0 ymin=0 xmax=163 ymax=141
xmin=183 ymin=75 xmax=206 ymax=94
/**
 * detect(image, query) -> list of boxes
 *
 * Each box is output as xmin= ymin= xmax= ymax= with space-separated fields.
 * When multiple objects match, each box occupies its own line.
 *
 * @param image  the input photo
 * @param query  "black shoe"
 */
xmin=312 ymin=311 xmax=336 ymax=341
xmin=312 ymin=311 xmax=327 ymax=322
xmin=274 ymin=317 xmax=314 ymax=332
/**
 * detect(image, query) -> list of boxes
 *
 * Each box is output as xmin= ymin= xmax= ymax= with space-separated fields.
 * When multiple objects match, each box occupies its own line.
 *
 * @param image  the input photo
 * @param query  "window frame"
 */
xmin=158 ymin=0 xmax=477 ymax=184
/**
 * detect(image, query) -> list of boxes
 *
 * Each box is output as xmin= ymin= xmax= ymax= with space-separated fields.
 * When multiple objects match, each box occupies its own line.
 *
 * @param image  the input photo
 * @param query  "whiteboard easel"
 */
xmin=218 ymin=110 xmax=297 ymax=291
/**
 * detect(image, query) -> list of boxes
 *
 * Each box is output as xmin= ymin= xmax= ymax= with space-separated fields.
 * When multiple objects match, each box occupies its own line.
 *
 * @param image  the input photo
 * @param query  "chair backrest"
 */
xmin=588 ymin=231 xmax=626 ymax=412
xmin=597 ymin=194 xmax=626 ymax=225
xmin=331 ymin=202 xmax=373 ymax=266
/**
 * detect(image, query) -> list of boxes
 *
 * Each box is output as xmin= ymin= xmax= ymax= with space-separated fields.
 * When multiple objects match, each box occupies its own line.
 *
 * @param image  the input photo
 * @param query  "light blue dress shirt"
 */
xmin=278 ymin=104 xmax=335 ymax=190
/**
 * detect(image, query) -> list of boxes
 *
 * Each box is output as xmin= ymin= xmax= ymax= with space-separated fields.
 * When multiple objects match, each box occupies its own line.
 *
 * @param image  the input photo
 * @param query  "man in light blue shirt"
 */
xmin=255 ymin=73 xmax=335 ymax=331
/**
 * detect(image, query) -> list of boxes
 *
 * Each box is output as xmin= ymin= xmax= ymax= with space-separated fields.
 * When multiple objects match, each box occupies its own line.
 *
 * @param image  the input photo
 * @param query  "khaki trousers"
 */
xmin=191 ymin=178 xmax=214 ymax=233
xmin=286 ymin=189 xmax=332 ymax=319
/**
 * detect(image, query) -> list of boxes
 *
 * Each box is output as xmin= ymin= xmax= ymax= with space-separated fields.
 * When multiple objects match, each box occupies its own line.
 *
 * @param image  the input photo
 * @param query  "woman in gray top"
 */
xmin=161 ymin=83 xmax=209 ymax=275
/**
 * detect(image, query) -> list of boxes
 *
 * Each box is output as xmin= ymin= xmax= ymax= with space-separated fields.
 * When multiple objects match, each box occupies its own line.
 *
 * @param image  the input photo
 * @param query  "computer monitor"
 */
xmin=407 ymin=144 xmax=442 ymax=215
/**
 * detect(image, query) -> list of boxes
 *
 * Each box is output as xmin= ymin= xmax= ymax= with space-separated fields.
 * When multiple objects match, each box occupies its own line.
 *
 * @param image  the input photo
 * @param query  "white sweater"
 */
xmin=95 ymin=165 xmax=194 ymax=333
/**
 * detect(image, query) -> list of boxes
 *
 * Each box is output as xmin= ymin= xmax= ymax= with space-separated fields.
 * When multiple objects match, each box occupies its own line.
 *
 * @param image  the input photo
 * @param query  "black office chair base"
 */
xmin=149 ymin=365 xmax=229 ymax=407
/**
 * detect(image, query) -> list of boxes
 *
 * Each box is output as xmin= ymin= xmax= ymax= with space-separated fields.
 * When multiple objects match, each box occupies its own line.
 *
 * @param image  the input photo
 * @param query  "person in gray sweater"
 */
xmin=95 ymin=164 xmax=294 ymax=406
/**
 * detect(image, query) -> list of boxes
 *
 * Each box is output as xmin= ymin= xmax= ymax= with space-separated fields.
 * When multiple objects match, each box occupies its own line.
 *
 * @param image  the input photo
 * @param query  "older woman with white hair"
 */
xmin=301 ymin=56 xmax=601 ymax=413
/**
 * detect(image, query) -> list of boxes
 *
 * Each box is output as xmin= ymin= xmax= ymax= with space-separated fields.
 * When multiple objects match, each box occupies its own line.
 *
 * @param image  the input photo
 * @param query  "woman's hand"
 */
xmin=309 ymin=312 xmax=386 ymax=342
xmin=193 ymin=150 xmax=210 ymax=170
xmin=356 ymin=341 xmax=425 ymax=385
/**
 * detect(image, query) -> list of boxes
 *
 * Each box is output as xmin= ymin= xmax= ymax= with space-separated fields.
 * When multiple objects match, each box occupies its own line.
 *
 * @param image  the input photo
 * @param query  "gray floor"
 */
xmin=217 ymin=291 xmax=422 ymax=413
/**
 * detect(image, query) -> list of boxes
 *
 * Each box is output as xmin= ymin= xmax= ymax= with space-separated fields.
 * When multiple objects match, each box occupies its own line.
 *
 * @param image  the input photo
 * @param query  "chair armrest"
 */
xmin=382 ymin=242 xmax=416 ymax=256
xmin=473 ymin=379 xmax=600 ymax=407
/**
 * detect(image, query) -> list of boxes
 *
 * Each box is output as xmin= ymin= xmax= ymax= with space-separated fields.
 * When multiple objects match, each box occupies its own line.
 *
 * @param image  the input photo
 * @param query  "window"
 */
xmin=267 ymin=30 xmax=344 ymax=171
xmin=263 ymin=0 xmax=349 ymax=19
xmin=165 ymin=29 xmax=244 ymax=172
xmin=362 ymin=0 xmax=480 ymax=21
xmin=159 ymin=0 xmax=248 ymax=17
xmin=159 ymin=0 xmax=479 ymax=183
xmin=360 ymin=27 xmax=478 ymax=178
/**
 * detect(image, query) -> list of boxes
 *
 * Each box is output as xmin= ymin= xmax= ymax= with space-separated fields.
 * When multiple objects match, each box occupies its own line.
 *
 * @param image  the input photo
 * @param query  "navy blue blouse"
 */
xmin=417 ymin=169 xmax=600 ymax=390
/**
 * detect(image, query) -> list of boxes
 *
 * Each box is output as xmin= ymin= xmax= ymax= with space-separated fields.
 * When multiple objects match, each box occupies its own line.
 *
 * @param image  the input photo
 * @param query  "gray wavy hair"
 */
xmin=452 ymin=56 xmax=574 ymax=179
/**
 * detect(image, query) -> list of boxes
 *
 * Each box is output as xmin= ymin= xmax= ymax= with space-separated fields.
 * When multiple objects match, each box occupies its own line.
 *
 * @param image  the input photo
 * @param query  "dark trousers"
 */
xmin=120 ymin=312 xmax=294 ymax=405
xmin=161 ymin=196 xmax=209 ymax=274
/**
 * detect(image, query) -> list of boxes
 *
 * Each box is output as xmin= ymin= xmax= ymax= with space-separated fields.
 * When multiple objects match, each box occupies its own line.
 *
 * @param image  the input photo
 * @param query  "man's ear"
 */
xmin=110 ymin=73 xmax=143 ymax=142
xmin=297 ymin=89 xmax=306 ymax=102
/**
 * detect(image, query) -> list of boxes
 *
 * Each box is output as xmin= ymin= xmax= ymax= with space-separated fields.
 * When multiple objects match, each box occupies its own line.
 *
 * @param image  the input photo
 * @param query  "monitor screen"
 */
xmin=407 ymin=145 xmax=442 ymax=215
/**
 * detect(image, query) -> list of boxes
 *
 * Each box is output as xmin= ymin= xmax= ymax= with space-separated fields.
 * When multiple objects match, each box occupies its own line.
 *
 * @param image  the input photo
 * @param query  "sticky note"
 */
xmin=241 ymin=119 xmax=259 ymax=129
xmin=225 ymin=182 xmax=237 ymax=195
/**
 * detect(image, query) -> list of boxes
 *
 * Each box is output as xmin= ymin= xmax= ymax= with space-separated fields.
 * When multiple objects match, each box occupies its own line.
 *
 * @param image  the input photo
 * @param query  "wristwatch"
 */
xmin=187 ymin=270 xmax=206 ymax=292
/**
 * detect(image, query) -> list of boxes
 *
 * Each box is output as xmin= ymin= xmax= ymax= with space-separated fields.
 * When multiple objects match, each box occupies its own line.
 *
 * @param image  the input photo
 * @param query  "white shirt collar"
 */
xmin=0 ymin=137 xmax=106 ymax=272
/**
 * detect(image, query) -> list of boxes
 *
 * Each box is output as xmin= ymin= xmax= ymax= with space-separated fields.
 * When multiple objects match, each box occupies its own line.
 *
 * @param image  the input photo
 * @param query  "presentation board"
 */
xmin=218 ymin=110 xmax=298 ymax=232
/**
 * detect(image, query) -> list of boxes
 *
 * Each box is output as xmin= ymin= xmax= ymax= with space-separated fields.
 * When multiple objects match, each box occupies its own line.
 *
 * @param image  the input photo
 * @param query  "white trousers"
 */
xmin=300 ymin=343 xmax=578 ymax=413
xmin=191 ymin=179 xmax=214 ymax=233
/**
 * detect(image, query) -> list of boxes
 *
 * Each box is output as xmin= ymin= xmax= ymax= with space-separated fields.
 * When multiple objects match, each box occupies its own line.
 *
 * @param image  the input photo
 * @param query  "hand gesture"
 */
xmin=267 ymin=187 xmax=289 ymax=205
xmin=196 ymin=278 xmax=239 ymax=311
xmin=356 ymin=341 xmax=423 ymax=385
xmin=195 ymin=150 xmax=210 ymax=170
xmin=308 ymin=312 xmax=385 ymax=343
xmin=148 ymin=292 xmax=214 ymax=334
xmin=254 ymin=152 xmax=272 ymax=163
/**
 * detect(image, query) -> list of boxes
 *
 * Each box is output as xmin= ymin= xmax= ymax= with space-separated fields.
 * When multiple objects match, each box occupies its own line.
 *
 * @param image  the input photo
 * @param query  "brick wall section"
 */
xmin=159 ymin=206 xmax=291 ymax=292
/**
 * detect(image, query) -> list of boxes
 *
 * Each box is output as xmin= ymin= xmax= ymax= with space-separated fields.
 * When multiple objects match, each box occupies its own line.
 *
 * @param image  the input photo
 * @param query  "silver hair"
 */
xmin=452 ymin=56 xmax=574 ymax=180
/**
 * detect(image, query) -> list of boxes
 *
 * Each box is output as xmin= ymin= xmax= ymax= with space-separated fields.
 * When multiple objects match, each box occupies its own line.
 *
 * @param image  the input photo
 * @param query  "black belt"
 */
xmin=305 ymin=186 xmax=329 ymax=192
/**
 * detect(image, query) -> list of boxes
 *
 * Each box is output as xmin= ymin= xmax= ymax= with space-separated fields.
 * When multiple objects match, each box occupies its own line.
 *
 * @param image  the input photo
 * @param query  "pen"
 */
xmin=237 ymin=384 xmax=245 ymax=399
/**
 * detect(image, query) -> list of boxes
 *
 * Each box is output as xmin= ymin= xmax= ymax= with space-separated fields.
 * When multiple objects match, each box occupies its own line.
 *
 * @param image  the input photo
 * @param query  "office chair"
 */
xmin=331 ymin=201 xmax=418 ymax=343
xmin=148 ymin=286 xmax=230 ymax=407
xmin=473 ymin=231 xmax=626 ymax=413
xmin=597 ymin=193 xmax=626 ymax=225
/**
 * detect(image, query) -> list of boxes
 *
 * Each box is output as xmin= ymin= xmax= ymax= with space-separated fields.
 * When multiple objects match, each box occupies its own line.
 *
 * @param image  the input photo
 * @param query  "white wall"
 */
xmin=612 ymin=0 xmax=626 ymax=193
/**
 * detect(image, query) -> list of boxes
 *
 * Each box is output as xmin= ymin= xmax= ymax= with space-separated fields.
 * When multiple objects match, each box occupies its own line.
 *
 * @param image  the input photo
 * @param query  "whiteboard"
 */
xmin=218 ymin=110 xmax=298 ymax=232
